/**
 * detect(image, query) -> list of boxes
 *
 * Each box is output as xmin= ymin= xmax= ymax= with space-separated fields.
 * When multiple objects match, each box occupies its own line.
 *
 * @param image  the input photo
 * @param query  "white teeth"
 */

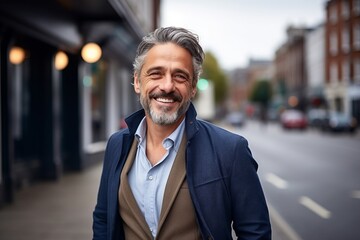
xmin=156 ymin=98 xmax=174 ymax=103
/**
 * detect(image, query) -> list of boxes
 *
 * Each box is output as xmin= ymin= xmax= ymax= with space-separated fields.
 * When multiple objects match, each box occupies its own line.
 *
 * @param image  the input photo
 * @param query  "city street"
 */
xmin=227 ymin=120 xmax=360 ymax=240
xmin=1 ymin=0 xmax=359 ymax=239
xmin=0 ymin=120 xmax=359 ymax=240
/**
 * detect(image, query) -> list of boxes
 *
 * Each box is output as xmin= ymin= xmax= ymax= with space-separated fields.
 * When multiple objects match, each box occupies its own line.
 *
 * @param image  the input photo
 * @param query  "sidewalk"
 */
xmin=0 ymin=164 xmax=101 ymax=240
xmin=0 ymin=162 xmax=293 ymax=240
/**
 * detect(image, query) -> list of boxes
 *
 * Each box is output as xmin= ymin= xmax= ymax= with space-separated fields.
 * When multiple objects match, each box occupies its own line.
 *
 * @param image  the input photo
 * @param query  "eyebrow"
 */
xmin=145 ymin=66 xmax=163 ymax=75
xmin=145 ymin=67 xmax=191 ymax=79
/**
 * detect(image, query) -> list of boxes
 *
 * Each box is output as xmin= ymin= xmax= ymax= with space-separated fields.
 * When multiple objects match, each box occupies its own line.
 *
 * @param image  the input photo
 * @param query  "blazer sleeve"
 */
xmin=231 ymin=137 xmax=272 ymax=239
xmin=92 ymin=133 xmax=118 ymax=240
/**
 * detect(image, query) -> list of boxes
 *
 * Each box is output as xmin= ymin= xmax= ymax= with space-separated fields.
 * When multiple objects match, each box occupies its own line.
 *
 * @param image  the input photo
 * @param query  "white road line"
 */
xmin=268 ymin=204 xmax=303 ymax=240
xmin=265 ymin=173 xmax=288 ymax=189
xmin=351 ymin=190 xmax=360 ymax=199
xmin=299 ymin=196 xmax=331 ymax=219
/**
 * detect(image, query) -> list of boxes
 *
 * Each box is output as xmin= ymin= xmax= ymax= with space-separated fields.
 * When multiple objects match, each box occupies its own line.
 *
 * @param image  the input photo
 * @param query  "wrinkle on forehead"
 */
xmin=142 ymin=43 xmax=193 ymax=78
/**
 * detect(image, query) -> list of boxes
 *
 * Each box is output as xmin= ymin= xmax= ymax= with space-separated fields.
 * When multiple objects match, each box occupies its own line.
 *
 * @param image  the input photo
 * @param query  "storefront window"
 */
xmin=9 ymin=49 xmax=31 ymax=161
xmin=90 ymin=62 xmax=107 ymax=142
xmin=81 ymin=60 xmax=108 ymax=148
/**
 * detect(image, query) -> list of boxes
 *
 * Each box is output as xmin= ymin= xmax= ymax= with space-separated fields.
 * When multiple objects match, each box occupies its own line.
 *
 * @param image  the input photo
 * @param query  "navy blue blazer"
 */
xmin=93 ymin=103 xmax=271 ymax=240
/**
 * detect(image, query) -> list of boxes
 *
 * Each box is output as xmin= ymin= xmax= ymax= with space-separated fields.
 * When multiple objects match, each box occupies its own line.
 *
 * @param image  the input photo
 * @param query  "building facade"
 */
xmin=305 ymin=23 xmax=327 ymax=109
xmin=325 ymin=0 xmax=360 ymax=121
xmin=0 ymin=0 xmax=161 ymax=206
xmin=275 ymin=26 xmax=312 ymax=111
xmin=227 ymin=67 xmax=248 ymax=112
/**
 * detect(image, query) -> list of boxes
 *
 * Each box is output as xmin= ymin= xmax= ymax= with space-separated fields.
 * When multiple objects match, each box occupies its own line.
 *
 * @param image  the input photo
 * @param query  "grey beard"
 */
xmin=141 ymin=98 xmax=190 ymax=125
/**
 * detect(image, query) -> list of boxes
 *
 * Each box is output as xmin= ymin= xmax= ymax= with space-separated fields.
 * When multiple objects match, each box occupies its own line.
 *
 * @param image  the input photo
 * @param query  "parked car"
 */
xmin=321 ymin=111 xmax=357 ymax=133
xmin=307 ymin=108 xmax=327 ymax=128
xmin=225 ymin=111 xmax=246 ymax=127
xmin=280 ymin=109 xmax=307 ymax=130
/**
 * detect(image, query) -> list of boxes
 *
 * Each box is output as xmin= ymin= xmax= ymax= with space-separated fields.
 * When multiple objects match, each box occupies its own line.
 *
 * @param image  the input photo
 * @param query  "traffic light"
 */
xmin=197 ymin=78 xmax=209 ymax=91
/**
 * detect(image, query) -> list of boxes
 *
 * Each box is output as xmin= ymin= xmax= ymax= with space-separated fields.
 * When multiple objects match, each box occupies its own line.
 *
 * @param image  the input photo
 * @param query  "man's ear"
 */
xmin=134 ymin=73 xmax=140 ymax=93
xmin=191 ymin=86 xmax=197 ymax=98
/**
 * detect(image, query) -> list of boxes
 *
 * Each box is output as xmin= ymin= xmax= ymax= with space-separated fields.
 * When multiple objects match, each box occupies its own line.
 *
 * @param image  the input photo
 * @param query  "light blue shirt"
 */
xmin=128 ymin=117 xmax=185 ymax=238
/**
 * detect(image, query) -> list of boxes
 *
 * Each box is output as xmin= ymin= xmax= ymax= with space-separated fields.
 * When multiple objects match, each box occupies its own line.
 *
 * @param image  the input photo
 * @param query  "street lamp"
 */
xmin=54 ymin=51 xmax=69 ymax=70
xmin=9 ymin=46 xmax=26 ymax=65
xmin=81 ymin=42 xmax=102 ymax=63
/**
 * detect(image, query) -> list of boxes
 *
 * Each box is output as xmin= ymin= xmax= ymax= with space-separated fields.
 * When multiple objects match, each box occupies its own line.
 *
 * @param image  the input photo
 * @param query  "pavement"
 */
xmin=0 ymin=162 xmax=296 ymax=240
xmin=0 ymin=164 xmax=100 ymax=240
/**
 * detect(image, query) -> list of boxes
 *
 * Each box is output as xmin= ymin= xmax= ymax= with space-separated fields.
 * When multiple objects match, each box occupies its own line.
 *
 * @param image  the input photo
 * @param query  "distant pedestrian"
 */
xmin=92 ymin=26 xmax=271 ymax=240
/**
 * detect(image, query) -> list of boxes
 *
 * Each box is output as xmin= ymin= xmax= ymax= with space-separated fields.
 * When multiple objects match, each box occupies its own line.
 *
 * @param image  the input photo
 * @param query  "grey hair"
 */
xmin=133 ymin=27 xmax=205 ymax=88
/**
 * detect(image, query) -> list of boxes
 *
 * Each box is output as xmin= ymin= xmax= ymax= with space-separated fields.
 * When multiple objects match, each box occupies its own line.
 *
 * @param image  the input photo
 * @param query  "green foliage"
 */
xmin=249 ymin=79 xmax=273 ymax=105
xmin=201 ymin=51 xmax=228 ymax=104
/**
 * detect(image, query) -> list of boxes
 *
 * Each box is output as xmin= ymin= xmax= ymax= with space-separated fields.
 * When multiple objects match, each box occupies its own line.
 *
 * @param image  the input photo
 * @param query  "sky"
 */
xmin=160 ymin=0 xmax=326 ymax=70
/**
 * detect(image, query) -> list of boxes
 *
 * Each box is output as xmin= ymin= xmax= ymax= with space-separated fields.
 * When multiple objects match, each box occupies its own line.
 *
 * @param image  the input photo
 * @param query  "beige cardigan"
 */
xmin=118 ymin=135 xmax=201 ymax=239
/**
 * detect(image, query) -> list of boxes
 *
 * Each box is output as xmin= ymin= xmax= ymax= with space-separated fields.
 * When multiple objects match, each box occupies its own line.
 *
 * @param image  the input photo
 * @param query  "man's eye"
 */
xmin=174 ymin=74 xmax=188 ymax=81
xmin=149 ymin=72 xmax=161 ymax=78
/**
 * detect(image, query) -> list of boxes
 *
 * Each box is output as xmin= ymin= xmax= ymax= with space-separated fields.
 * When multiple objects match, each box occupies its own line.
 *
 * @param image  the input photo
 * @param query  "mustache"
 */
xmin=149 ymin=91 xmax=182 ymax=102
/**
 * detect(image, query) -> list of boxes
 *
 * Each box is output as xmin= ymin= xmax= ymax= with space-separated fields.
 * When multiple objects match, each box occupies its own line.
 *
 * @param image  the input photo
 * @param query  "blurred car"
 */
xmin=321 ymin=111 xmax=357 ymax=133
xmin=280 ymin=109 xmax=307 ymax=130
xmin=307 ymin=108 xmax=327 ymax=128
xmin=225 ymin=111 xmax=246 ymax=127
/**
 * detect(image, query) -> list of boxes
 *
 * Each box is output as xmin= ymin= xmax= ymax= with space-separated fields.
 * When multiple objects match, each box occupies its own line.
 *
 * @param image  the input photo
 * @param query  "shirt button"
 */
xmin=148 ymin=175 xmax=153 ymax=180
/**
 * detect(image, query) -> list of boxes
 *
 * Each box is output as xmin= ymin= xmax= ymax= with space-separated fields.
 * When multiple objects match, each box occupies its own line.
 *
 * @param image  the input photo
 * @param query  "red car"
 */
xmin=280 ymin=109 xmax=307 ymax=130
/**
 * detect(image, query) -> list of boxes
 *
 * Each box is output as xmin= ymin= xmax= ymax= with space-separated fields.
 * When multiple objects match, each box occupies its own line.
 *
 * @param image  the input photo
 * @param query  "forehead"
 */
xmin=142 ymin=43 xmax=193 ymax=71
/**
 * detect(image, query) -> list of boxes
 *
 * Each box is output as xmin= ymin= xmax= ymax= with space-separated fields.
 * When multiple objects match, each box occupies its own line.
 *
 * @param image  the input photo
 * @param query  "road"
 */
xmin=226 ymin=121 xmax=360 ymax=240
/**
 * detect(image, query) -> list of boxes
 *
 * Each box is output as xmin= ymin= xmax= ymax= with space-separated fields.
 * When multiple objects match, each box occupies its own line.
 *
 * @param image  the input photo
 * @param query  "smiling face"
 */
xmin=134 ymin=43 xmax=197 ymax=126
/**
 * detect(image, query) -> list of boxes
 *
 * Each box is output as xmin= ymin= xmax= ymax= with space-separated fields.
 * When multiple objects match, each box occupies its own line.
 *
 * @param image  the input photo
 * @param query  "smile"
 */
xmin=155 ymin=97 xmax=175 ymax=103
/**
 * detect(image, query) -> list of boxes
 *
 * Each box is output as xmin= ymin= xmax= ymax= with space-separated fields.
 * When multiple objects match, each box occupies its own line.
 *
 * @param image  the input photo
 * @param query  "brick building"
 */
xmin=325 ymin=0 xmax=360 ymax=122
xmin=275 ymin=26 xmax=312 ymax=111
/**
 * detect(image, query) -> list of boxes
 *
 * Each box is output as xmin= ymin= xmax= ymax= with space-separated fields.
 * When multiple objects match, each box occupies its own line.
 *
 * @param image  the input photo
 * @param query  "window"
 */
xmin=342 ymin=1 xmax=350 ymax=18
xmin=354 ymin=0 xmax=360 ymax=15
xmin=342 ymin=59 xmax=350 ymax=82
xmin=330 ymin=6 xmax=338 ymax=23
xmin=342 ymin=28 xmax=350 ymax=53
xmin=330 ymin=32 xmax=338 ymax=55
xmin=330 ymin=62 xmax=338 ymax=84
xmin=355 ymin=59 xmax=360 ymax=82
xmin=354 ymin=22 xmax=360 ymax=50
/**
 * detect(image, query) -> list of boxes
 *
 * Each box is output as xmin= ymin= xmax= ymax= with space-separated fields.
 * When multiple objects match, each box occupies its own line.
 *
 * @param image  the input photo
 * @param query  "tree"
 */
xmin=201 ymin=51 xmax=228 ymax=104
xmin=249 ymin=79 xmax=272 ymax=104
xmin=249 ymin=79 xmax=273 ymax=122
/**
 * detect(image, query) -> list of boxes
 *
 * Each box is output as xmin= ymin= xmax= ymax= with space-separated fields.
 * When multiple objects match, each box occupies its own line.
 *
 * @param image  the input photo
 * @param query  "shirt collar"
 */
xmin=135 ymin=117 xmax=147 ymax=144
xmin=135 ymin=117 xmax=185 ymax=152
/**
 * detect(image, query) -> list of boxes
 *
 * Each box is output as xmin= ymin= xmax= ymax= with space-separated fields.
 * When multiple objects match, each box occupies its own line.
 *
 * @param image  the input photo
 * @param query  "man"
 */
xmin=93 ymin=27 xmax=271 ymax=240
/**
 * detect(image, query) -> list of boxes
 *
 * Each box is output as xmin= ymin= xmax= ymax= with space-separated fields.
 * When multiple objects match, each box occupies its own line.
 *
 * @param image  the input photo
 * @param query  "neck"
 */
xmin=145 ymin=115 xmax=184 ymax=146
xmin=144 ymin=115 xmax=184 ymax=166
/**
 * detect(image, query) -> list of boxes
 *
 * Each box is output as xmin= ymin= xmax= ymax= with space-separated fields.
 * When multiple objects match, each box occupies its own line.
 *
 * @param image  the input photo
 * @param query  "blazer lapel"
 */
xmin=157 ymin=134 xmax=187 ymax=233
xmin=119 ymin=139 xmax=153 ymax=239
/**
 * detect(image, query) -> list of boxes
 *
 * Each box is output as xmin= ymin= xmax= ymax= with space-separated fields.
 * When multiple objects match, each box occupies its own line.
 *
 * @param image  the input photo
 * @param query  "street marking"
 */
xmin=268 ymin=204 xmax=303 ymax=240
xmin=299 ymin=196 xmax=331 ymax=219
xmin=351 ymin=190 xmax=360 ymax=199
xmin=265 ymin=173 xmax=288 ymax=189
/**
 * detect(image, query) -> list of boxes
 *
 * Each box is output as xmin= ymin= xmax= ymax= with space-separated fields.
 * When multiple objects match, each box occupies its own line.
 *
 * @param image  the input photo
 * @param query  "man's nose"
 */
xmin=159 ymin=74 xmax=175 ymax=92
